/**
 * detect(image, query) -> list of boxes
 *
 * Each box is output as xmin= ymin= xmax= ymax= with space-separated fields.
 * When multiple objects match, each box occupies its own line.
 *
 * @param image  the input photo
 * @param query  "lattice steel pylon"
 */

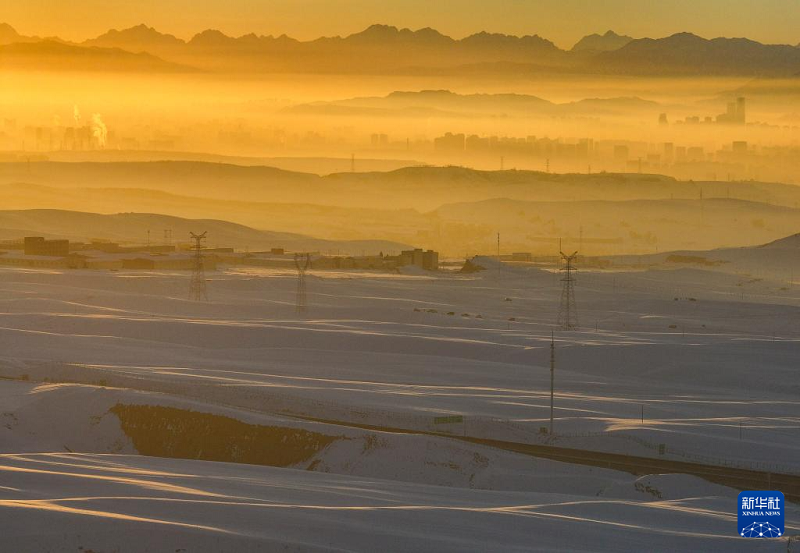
xmin=557 ymin=250 xmax=578 ymax=330
xmin=188 ymin=231 xmax=208 ymax=301
xmin=295 ymin=253 xmax=311 ymax=315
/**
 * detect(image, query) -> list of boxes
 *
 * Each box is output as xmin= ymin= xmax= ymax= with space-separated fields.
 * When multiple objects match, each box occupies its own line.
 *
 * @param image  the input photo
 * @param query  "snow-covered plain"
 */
xmin=0 ymin=259 xmax=798 ymax=550
xmin=4 ymin=451 xmax=794 ymax=553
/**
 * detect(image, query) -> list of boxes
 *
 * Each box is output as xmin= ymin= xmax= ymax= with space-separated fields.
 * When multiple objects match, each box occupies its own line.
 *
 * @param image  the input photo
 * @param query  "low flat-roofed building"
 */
xmin=397 ymin=248 xmax=439 ymax=271
xmin=24 ymin=236 xmax=69 ymax=257
xmin=0 ymin=253 xmax=70 ymax=269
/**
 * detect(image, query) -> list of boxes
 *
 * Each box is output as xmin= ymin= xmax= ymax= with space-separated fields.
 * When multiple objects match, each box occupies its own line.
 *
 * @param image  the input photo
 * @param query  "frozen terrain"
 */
xmin=0 ymin=259 xmax=798 ymax=550
xmin=4 ymin=451 xmax=796 ymax=553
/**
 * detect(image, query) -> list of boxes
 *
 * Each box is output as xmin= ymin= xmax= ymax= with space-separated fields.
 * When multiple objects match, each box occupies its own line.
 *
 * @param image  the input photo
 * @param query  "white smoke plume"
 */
xmin=91 ymin=113 xmax=107 ymax=148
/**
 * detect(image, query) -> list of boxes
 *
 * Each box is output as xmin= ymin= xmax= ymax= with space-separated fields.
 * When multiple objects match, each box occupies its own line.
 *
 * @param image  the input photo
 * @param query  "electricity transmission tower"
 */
xmin=295 ymin=253 xmax=311 ymax=315
xmin=557 ymin=250 xmax=578 ymax=330
xmin=188 ymin=231 xmax=208 ymax=301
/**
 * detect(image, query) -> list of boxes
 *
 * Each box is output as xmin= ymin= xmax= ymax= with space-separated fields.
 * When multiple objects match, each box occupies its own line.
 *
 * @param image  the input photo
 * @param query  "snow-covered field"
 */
xmin=0 ymin=260 xmax=798 ymax=550
xmin=5 ymin=451 xmax=794 ymax=553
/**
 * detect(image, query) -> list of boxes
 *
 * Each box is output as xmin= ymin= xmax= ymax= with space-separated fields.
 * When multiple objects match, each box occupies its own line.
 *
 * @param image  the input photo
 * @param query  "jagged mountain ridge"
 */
xmin=1 ymin=23 xmax=799 ymax=75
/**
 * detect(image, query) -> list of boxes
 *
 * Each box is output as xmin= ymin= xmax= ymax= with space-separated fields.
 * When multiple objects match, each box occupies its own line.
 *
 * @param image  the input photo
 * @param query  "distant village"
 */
xmin=0 ymin=236 xmax=440 ymax=272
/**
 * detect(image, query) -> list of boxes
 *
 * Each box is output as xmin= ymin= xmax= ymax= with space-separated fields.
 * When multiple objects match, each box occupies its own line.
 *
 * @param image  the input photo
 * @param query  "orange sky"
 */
xmin=7 ymin=0 xmax=800 ymax=48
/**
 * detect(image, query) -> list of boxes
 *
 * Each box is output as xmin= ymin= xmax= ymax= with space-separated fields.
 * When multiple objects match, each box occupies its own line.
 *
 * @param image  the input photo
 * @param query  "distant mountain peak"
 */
xmin=463 ymin=31 xmax=553 ymax=43
xmin=572 ymin=30 xmax=633 ymax=52
xmin=598 ymin=32 xmax=800 ymax=76
xmin=672 ymin=31 xmax=702 ymax=38
xmin=188 ymin=29 xmax=233 ymax=45
xmin=364 ymin=23 xmax=398 ymax=33
xmin=348 ymin=24 xmax=401 ymax=38
xmin=0 ymin=22 xmax=23 ymax=44
xmin=346 ymin=24 xmax=450 ymax=43
xmin=86 ymin=23 xmax=185 ymax=48
xmin=388 ymin=89 xmax=456 ymax=97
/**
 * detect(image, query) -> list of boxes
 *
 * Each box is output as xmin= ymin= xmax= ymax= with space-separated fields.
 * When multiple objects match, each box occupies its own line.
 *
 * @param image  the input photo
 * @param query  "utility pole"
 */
xmin=550 ymin=331 xmax=555 ymax=435
xmin=497 ymin=232 xmax=501 ymax=280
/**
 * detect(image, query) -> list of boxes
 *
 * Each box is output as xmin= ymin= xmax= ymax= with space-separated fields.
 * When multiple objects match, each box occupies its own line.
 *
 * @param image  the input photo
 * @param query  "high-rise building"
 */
xmin=613 ymin=145 xmax=629 ymax=161
xmin=736 ymin=97 xmax=746 ymax=124
xmin=663 ymin=142 xmax=674 ymax=161
xmin=717 ymin=97 xmax=746 ymax=124
xmin=434 ymin=132 xmax=465 ymax=153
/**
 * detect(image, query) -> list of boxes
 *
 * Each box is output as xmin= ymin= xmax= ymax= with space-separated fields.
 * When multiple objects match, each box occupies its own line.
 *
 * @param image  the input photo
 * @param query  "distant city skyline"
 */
xmin=8 ymin=0 xmax=800 ymax=48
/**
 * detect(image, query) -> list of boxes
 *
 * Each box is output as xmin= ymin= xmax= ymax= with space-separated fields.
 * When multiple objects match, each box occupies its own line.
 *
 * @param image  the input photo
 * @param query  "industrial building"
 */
xmin=398 ymin=249 xmax=439 ymax=271
xmin=23 ymin=237 xmax=70 ymax=257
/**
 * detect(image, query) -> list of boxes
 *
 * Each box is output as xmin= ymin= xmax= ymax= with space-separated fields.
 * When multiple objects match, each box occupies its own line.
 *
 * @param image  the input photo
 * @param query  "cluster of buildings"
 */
xmin=434 ymin=132 xmax=595 ymax=160
xmin=666 ymin=97 xmax=747 ymax=126
xmin=424 ymin=96 xmax=800 ymax=181
xmin=11 ymin=116 xmax=108 ymax=152
xmin=432 ymin=132 xmax=761 ymax=169
xmin=0 ymin=237 xmax=217 ymax=270
xmin=0 ymin=237 xmax=440 ymax=273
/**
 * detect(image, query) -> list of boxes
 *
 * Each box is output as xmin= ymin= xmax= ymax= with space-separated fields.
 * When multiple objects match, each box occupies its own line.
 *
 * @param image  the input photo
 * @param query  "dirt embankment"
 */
xmin=111 ymin=403 xmax=343 ymax=467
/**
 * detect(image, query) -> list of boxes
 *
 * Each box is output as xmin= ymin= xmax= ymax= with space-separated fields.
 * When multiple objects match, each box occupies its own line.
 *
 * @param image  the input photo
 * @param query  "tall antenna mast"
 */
xmin=497 ymin=232 xmax=501 ymax=280
xmin=550 ymin=331 xmax=555 ymax=435
xmin=189 ymin=231 xmax=208 ymax=301
xmin=295 ymin=253 xmax=311 ymax=315
xmin=557 ymin=250 xmax=579 ymax=330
